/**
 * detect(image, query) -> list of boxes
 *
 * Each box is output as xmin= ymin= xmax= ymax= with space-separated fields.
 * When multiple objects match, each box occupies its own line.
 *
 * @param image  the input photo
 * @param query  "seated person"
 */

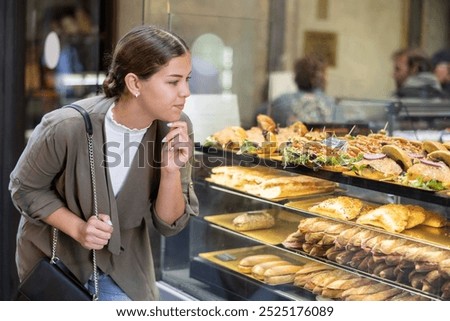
xmin=395 ymin=49 xmax=445 ymax=99
xmin=432 ymin=48 xmax=450 ymax=98
xmin=391 ymin=48 xmax=411 ymax=92
xmin=269 ymin=55 xmax=335 ymax=127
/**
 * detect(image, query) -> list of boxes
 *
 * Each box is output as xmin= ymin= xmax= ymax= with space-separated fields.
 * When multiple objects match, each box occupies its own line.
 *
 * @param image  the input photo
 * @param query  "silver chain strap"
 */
xmin=87 ymin=132 xmax=99 ymax=301
xmin=52 ymin=104 xmax=100 ymax=300
xmin=49 ymin=127 xmax=100 ymax=300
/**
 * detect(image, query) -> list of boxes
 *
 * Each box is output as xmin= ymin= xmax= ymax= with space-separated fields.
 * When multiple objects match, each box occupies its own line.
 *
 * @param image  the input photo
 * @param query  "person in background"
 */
xmin=43 ymin=5 xmax=91 ymax=100
xmin=391 ymin=48 xmax=411 ymax=92
xmin=10 ymin=25 xmax=199 ymax=301
xmin=395 ymin=48 xmax=444 ymax=99
xmin=269 ymin=55 xmax=335 ymax=127
xmin=431 ymin=48 xmax=450 ymax=98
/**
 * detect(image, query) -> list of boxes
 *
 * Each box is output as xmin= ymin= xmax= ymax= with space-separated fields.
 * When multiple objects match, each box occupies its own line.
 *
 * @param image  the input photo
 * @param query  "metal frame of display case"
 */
xmin=386 ymin=99 xmax=450 ymax=137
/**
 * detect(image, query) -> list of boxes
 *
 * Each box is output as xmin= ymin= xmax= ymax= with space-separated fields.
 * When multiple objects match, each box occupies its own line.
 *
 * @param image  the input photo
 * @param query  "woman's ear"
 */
xmin=124 ymin=73 xmax=141 ymax=96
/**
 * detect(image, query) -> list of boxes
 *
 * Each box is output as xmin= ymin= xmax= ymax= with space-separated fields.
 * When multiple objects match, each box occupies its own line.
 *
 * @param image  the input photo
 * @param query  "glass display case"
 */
xmin=153 ymin=1 xmax=450 ymax=301
xmin=159 ymin=145 xmax=449 ymax=301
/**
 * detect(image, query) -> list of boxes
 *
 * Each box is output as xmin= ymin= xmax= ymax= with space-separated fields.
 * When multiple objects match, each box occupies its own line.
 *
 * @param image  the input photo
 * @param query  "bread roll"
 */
xmin=423 ymin=140 xmax=447 ymax=153
xmin=406 ymin=161 xmax=450 ymax=189
xmin=381 ymin=144 xmax=413 ymax=170
xmin=232 ymin=211 xmax=275 ymax=231
xmin=208 ymin=126 xmax=248 ymax=149
xmin=256 ymin=114 xmax=277 ymax=134
xmin=352 ymin=157 xmax=403 ymax=180
xmin=237 ymin=254 xmax=281 ymax=273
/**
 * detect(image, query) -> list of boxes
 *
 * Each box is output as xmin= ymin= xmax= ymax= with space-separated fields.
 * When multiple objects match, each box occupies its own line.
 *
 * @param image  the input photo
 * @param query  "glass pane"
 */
xmin=25 ymin=0 xmax=105 ymax=136
xmin=166 ymin=11 xmax=269 ymax=129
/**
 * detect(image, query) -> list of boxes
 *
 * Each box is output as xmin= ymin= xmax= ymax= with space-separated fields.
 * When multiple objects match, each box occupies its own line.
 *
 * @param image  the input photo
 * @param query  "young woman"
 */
xmin=10 ymin=25 xmax=199 ymax=301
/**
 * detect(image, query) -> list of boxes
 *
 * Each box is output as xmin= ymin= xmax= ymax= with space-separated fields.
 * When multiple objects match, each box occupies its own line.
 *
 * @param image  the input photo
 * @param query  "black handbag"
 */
xmin=17 ymin=104 xmax=99 ymax=301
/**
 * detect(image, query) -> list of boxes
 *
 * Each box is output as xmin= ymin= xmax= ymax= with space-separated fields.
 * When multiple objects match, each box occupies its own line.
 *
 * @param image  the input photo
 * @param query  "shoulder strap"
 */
xmin=60 ymin=102 xmax=98 ymax=300
xmin=63 ymin=104 xmax=93 ymax=136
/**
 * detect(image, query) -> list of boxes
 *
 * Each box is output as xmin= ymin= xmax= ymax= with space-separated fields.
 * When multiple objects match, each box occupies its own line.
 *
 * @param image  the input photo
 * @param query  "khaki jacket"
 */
xmin=10 ymin=95 xmax=199 ymax=300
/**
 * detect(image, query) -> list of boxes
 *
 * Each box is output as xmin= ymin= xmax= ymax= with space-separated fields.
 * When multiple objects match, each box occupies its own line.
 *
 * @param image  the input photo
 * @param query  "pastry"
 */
xmin=356 ymin=204 xmax=410 ymax=233
xmin=403 ymin=205 xmax=427 ymax=229
xmin=308 ymin=196 xmax=365 ymax=220
xmin=421 ymin=209 xmax=447 ymax=227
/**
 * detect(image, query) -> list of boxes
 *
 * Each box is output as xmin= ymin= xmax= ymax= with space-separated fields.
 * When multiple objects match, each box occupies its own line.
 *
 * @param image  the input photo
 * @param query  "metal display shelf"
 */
xmin=190 ymin=257 xmax=315 ymax=301
xmin=197 ymin=145 xmax=450 ymax=207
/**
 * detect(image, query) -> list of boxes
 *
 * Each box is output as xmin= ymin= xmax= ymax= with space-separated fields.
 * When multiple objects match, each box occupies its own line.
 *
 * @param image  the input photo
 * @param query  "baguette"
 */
xmin=232 ymin=211 xmax=275 ymax=231
xmin=263 ymin=265 xmax=303 ymax=285
xmin=258 ymin=176 xmax=335 ymax=199
xmin=237 ymin=254 xmax=281 ymax=273
xmin=438 ymin=258 xmax=450 ymax=278
xmin=341 ymin=282 xmax=392 ymax=297
xmin=345 ymin=288 xmax=402 ymax=301
xmin=295 ymin=262 xmax=334 ymax=275
xmin=251 ymin=260 xmax=291 ymax=280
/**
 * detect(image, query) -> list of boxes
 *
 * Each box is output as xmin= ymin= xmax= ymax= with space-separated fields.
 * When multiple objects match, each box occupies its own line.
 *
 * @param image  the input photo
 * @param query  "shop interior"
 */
xmin=1 ymin=0 xmax=449 ymax=300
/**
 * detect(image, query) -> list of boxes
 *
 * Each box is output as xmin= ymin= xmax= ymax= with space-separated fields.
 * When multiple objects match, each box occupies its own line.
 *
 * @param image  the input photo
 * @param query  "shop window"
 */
xmin=25 ymin=0 xmax=111 ymax=137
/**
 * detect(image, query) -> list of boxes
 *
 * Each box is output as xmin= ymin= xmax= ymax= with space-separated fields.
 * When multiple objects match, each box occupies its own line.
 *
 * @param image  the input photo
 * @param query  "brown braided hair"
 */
xmin=102 ymin=25 xmax=189 ymax=98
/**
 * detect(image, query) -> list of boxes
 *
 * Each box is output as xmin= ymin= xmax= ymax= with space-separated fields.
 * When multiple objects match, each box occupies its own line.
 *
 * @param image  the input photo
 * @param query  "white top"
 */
xmin=104 ymin=104 xmax=151 ymax=196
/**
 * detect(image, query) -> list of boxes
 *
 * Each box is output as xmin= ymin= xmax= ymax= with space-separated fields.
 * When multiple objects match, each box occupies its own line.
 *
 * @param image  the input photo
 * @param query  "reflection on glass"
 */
xmin=191 ymin=33 xmax=224 ymax=94
xmin=25 ymin=0 xmax=106 ymax=134
xmin=43 ymin=31 xmax=60 ymax=69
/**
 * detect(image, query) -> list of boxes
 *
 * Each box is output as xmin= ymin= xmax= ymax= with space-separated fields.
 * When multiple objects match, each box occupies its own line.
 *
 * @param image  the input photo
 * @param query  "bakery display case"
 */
xmin=159 ymin=129 xmax=450 ymax=301
xmin=148 ymin=1 xmax=450 ymax=302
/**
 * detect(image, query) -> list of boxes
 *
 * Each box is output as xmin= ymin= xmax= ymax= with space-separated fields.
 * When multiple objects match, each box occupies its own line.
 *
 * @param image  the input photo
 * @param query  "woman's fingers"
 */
xmin=82 ymin=214 xmax=113 ymax=249
xmin=162 ymin=121 xmax=192 ymax=166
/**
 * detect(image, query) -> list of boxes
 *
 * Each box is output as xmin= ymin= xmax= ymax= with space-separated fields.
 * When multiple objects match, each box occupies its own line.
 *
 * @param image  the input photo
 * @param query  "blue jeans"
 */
xmin=86 ymin=270 xmax=132 ymax=301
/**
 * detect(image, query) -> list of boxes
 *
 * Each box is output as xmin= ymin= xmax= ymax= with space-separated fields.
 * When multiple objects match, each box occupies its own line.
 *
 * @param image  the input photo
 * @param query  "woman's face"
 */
xmin=139 ymin=53 xmax=192 ymax=122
